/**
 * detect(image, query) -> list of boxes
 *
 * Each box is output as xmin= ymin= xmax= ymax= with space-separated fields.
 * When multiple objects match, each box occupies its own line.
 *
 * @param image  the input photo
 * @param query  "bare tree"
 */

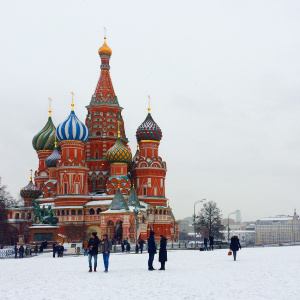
xmin=196 ymin=201 xmax=224 ymax=239
xmin=0 ymin=177 xmax=18 ymax=248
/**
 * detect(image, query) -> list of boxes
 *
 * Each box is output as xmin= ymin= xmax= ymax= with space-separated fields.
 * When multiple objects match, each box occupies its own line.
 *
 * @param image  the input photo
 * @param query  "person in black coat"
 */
xmin=230 ymin=235 xmax=241 ymax=261
xmin=34 ymin=245 xmax=38 ymax=255
xmin=52 ymin=242 xmax=57 ymax=258
xmin=19 ymin=245 xmax=24 ymax=258
xmin=14 ymin=246 xmax=18 ymax=259
xmin=159 ymin=235 xmax=167 ymax=270
xmin=209 ymin=236 xmax=214 ymax=250
xmin=126 ymin=242 xmax=131 ymax=253
xmin=88 ymin=232 xmax=100 ymax=272
xmin=203 ymin=237 xmax=208 ymax=251
xmin=121 ymin=240 xmax=125 ymax=252
xmin=147 ymin=231 xmax=157 ymax=271
xmin=139 ymin=239 xmax=145 ymax=253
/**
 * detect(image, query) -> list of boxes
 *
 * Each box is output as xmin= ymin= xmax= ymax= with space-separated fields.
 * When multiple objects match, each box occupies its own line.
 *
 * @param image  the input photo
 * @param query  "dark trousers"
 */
xmin=233 ymin=250 xmax=237 ymax=260
xmin=19 ymin=252 xmax=24 ymax=258
xmin=140 ymin=245 xmax=144 ymax=253
xmin=148 ymin=253 xmax=155 ymax=269
xmin=53 ymin=250 xmax=56 ymax=258
xmin=160 ymin=261 xmax=165 ymax=269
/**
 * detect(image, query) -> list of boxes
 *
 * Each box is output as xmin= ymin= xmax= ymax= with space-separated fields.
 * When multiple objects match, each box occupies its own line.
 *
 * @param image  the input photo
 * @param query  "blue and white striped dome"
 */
xmin=56 ymin=110 xmax=89 ymax=142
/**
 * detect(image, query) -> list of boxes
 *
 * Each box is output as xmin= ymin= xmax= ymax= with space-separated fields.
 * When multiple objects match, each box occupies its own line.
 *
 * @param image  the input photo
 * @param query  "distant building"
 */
xmin=221 ymin=229 xmax=256 ymax=246
xmin=235 ymin=209 xmax=242 ymax=224
xmin=255 ymin=210 xmax=300 ymax=245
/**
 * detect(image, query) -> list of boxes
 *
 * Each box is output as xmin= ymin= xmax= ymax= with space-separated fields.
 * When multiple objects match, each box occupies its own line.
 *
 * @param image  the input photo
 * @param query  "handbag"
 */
xmin=228 ymin=250 xmax=232 ymax=256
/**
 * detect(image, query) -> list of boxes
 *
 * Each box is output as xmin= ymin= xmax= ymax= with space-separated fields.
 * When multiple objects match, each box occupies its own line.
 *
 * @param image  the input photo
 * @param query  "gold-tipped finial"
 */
xmin=54 ymin=135 xmax=58 ymax=148
xmin=30 ymin=169 xmax=33 ymax=182
xmin=133 ymin=182 xmax=135 ymax=188
xmin=71 ymin=92 xmax=75 ymax=111
xmin=137 ymin=144 xmax=139 ymax=151
xmin=98 ymin=27 xmax=112 ymax=56
xmin=117 ymin=121 xmax=120 ymax=138
xmin=48 ymin=98 xmax=52 ymax=117
xmin=148 ymin=95 xmax=151 ymax=114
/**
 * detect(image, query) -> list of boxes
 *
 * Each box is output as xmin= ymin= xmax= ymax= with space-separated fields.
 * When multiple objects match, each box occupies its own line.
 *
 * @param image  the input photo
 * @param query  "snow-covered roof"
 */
xmin=84 ymin=200 xmax=112 ymax=206
xmin=259 ymin=216 xmax=293 ymax=221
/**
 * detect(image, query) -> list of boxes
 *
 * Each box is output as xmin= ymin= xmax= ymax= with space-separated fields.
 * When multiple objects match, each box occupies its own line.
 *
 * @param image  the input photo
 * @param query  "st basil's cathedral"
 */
xmin=8 ymin=37 xmax=178 ymax=244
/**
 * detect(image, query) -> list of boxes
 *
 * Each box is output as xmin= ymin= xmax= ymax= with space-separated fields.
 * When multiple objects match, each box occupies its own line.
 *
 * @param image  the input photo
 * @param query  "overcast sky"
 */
xmin=1 ymin=1 xmax=300 ymax=222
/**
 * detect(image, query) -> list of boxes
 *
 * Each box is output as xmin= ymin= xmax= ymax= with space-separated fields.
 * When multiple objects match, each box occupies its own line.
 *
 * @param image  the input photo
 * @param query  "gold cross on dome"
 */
xmin=70 ymin=91 xmax=75 ymax=111
xmin=30 ymin=169 xmax=33 ymax=181
xmin=148 ymin=95 xmax=151 ymax=113
xmin=48 ymin=98 xmax=52 ymax=117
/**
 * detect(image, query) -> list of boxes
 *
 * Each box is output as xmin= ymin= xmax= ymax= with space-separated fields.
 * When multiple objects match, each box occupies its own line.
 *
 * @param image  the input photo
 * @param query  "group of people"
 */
xmin=52 ymin=242 xmax=65 ymax=257
xmin=14 ymin=245 xmax=25 ymax=258
xmin=147 ymin=231 xmax=167 ymax=271
xmin=39 ymin=240 xmax=48 ymax=253
xmin=203 ymin=236 xmax=214 ymax=250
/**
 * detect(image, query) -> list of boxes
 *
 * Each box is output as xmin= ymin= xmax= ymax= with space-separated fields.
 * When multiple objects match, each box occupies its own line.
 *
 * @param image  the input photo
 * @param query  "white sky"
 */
xmin=0 ymin=0 xmax=300 ymax=221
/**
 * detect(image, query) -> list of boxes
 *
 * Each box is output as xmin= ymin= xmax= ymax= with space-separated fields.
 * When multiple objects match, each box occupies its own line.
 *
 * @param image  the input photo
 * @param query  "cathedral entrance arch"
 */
xmin=115 ymin=220 xmax=123 ymax=241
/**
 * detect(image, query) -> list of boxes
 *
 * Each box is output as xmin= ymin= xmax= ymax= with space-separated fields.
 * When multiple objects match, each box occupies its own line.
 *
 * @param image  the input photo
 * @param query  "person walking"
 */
xmin=19 ymin=245 xmax=24 ymax=258
xmin=209 ymin=236 xmax=214 ymax=251
xmin=159 ymin=235 xmax=167 ymax=270
xmin=83 ymin=240 xmax=89 ymax=256
xmin=139 ymin=238 xmax=145 ymax=253
xmin=88 ymin=232 xmax=100 ymax=272
xmin=121 ymin=240 xmax=125 ymax=252
xmin=230 ymin=235 xmax=241 ymax=261
xmin=101 ymin=234 xmax=112 ymax=273
xmin=34 ymin=244 xmax=38 ymax=256
xmin=147 ymin=231 xmax=157 ymax=271
xmin=126 ymin=242 xmax=131 ymax=253
xmin=52 ymin=242 xmax=57 ymax=258
xmin=203 ymin=237 xmax=208 ymax=251
xmin=14 ymin=245 xmax=18 ymax=259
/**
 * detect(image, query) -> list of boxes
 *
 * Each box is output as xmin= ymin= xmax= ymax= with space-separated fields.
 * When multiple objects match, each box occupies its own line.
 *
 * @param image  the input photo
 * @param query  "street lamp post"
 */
xmin=133 ymin=206 xmax=140 ymax=253
xmin=193 ymin=199 xmax=206 ymax=248
xmin=227 ymin=211 xmax=237 ymax=245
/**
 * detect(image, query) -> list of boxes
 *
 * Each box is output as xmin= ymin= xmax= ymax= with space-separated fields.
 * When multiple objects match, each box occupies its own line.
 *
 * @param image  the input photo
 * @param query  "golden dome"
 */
xmin=98 ymin=37 xmax=112 ymax=56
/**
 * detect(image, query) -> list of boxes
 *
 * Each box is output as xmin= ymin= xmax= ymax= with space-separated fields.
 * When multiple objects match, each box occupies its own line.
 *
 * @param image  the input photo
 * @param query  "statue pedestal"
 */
xmin=29 ymin=225 xmax=59 ymax=243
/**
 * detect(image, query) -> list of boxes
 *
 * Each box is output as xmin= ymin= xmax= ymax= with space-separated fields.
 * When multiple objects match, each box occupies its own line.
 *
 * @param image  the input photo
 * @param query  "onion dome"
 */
xmin=20 ymin=173 xmax=41 ymax=199
xmin=32 ymin=111 xmax=56 ymax=151
xmin=56 ymin=102 xmax=89 ymax=142
xmin=106 ymin=137 xmax=132 ymax=164
xmin=106 ymin=124 xmax=132 ymax=164
xmin=45 ymin=141 xmax=61 ymax=168
xmin=136 ymin=107 xmax=162 ymax=142
xmin=98 ymin=37 xmax=112 ymax=56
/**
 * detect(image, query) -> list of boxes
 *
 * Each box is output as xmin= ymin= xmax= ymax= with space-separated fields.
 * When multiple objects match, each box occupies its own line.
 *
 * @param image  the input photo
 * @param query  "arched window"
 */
xmin=159 ymin=210 xmax=162 ymax=215
xmin=89 ymin=208 xmax=95 ymax=215
xmin=95 ymin=152 xmax=98 ymax=159
xmin=15 ymin=213 xmax=19 ymax=219
xmin=96 ymin=131 xmax=101 ymax=136
xmin=71 ymin=210 xmax=76 ymax=216
xmin=99 ymin=177 xmax=103 ymax=185
xmin=96 ymin=208 xmax=102 ymax=214
xmin=57 ymin=211 xmax=60 ymax=216
xmin=163 ymin=210 xmax=166 ymax=215
xmin=107 ymin=221 xmax=114 ymax=225
xmin=92 ymin=178 xmax=97 ymax=191
xmin=66 ymin=210 xmax=69 ymax=216
xmin=78 ymin=210 xmax=82 ymax=216
xmin=61 ymin=210 xmax=65 ymax=216
xmin=155 ymin=209 xmax=158 ymax=215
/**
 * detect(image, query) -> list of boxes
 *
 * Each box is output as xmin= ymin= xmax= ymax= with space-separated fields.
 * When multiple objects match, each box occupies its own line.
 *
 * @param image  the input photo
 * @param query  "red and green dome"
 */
xmin=106 ymin=138 xmax=132 ymax=164
xmin=136 ymin=112 xmax=162 ymax=142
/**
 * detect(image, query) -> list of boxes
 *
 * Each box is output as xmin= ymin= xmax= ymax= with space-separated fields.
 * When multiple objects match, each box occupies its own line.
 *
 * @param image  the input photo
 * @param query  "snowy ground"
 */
xmin=1 ymin=246 xmax=300 ymax=300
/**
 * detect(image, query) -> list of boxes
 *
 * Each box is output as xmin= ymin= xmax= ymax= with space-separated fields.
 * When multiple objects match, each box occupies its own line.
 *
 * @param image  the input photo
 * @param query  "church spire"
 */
xmin=92 ymin=34 xmax=118 ymax=105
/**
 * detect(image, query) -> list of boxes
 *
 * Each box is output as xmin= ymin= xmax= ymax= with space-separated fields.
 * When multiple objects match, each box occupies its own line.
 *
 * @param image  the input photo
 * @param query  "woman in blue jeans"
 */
xmin=101 ymin=234 xmax=112 ymax=272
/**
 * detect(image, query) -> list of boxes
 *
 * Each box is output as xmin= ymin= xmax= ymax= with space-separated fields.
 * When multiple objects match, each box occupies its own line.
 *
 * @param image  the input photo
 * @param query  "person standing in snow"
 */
xmin=19 ymin=245 xmax=24 ymax=258
xmin=159 ymin=235 xmax=167 ymax=270
xmin=203 ymin=237 xmax=208 ymax=251
xmin=101 ymin=234 xmax=112 ymax=273
xmin=121 ymin=240 xmax=125 ymax=252
xmin=14 ymin=245 xmax=18 ymax=259
xmin=139 ymin=238 xmax=145 ymax=253
xmin=82 ymin=240 xmax=89 ymax=256
xmin=230 ymin=235 xmax=241 ymax=261
xmin=147 ymin=231 xmax=157 ymax=271
xmin=126 ymin=242 xmax=131 ymax=253
xmin=34 ymin=244 xmax=38 ymax=256
xmin=88 ymin=232 xmax=100 ymax=272
xmin=209 ymin=236 xmax=214 ymax=250
xmin=52 ymin=242 xmax=57 ymax=258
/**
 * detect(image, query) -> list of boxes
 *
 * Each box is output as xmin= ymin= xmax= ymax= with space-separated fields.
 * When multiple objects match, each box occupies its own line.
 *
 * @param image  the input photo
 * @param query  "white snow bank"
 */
xmin=0 ymin=246 xmax=300 ymax=299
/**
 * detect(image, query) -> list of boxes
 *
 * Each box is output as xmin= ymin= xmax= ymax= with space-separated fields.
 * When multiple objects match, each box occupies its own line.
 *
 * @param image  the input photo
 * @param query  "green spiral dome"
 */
xmin=32 ymin=117 xmax=56 ymax=151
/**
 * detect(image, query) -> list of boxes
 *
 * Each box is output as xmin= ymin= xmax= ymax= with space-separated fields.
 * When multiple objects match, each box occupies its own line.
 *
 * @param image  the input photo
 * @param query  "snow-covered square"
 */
xmin=1 ymin=246 xmax=300 ymax=300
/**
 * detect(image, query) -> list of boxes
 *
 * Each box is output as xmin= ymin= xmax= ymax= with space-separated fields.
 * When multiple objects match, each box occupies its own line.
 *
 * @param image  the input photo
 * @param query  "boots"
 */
xmin=89 ymin=266 xmax=92 ymax=272
xmin=94 ymin=266 xmax=97 ymax=272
